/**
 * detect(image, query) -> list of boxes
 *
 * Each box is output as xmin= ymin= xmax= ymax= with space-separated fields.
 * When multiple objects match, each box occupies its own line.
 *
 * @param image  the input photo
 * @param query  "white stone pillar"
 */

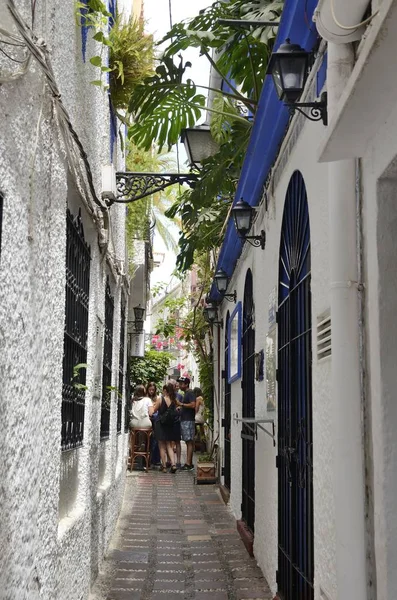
xmin=327 ymin=42 xmax=367 ymax=599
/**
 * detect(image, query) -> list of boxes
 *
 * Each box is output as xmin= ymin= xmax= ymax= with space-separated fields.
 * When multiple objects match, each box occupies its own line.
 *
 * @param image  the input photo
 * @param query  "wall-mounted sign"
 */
xmin=228 ymin=301 xmax=242 ymax=383
xmin=130 ymin=332 xmax=145 ymax=357
xmin=255 ymin=349 xmax=264 ymax=381
xmin=266 ymin=328 xmax=276 ymax=411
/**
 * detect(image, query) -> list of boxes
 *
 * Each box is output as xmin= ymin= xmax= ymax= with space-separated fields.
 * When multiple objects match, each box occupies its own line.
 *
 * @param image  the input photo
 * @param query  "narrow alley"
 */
xmin=90 ymin=471 xmax=272 ymax=600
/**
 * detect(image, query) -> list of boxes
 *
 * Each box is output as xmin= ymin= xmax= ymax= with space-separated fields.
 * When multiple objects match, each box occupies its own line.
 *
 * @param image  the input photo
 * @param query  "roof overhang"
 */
xmin=319 ymin=0 xmax=397 ymax=162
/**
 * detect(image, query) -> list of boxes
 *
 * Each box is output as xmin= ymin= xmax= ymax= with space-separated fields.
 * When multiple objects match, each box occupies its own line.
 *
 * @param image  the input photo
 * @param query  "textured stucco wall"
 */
xmin=0 ymin=1 xmax=129 ymax=598
xmin=217 ymin=117 xmax=336 ymax=600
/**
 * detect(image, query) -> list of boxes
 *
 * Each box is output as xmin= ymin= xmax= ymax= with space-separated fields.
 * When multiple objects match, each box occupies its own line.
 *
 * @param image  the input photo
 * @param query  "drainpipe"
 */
xmin=313 ymin=0 xmax=369 ymax=44
xmin=327 ymin=42 xmax=367 ymax=599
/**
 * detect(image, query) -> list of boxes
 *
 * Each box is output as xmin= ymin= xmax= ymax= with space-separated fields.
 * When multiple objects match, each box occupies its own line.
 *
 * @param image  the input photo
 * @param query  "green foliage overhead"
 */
xmin=166 ymin=118 xmax=251 ymax=271
xmin=109 ymin=16 xmax=155 ymax=110
xmin=130 ymin=350 xmax=173 ymax=389
xmin=125 ymin=141 xmax=180 ymax=264
xmin=153 ymin=251 xmax=214 ymax=407
xmin=127 ymin=0 xmax=283 ymax=273
xmin=129 ymin=57 xmax=206 ymax=151
xmin=76 ymin=1 xmax=154 ymax=110
xmin=160 ymin=0 xmax=281 ymax=102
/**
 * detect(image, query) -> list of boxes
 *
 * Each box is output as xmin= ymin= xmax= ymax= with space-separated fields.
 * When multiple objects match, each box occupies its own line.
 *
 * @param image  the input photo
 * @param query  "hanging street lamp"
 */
xmin=214 ymin=269 xmax=237 ymax=303
xmin=266 ymin=39 xmax=328 ymax=125
xmin=203 ymin=303 xmax=223 ymax=327
xmin=133 ymin=304 xmax=145 ymax=321
xmin=181 ymin=124 xmax=219 ymax=169
xmin=232 ymin=198 xmax=266 ymax=250
xmin=128 ymin=304 xmax=145 ymax=334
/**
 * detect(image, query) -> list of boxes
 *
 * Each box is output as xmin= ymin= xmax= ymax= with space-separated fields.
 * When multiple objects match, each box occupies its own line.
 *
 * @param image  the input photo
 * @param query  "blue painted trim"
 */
xmin=209 ymin=0 xmax=320 ymax=302
xmin=80 ymin=0 xmax=90 ymax=62
xmin=109 ymin=97 xmax=117 ymax=161
xmin=228 ymin=301 xmax=242 ymax=384
xmin=108 ymin=0 xmax=117 ymax=159
xmin=108 ymin=0 xmax=116 ymax=29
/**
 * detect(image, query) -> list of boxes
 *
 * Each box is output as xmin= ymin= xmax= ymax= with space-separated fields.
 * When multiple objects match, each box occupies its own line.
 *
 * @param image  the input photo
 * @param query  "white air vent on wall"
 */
xmin=317 ymin=311 xmax=331 ymax=361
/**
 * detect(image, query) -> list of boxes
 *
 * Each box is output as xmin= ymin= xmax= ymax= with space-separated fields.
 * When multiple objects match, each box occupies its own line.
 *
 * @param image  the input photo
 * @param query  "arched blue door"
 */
xmin=277 ymin=171 xmax=314 ymax=600
xmin=223 ymin=311 xmax=231 ymax=491
xmin=242 ymin=269 xmax=255 ymax=533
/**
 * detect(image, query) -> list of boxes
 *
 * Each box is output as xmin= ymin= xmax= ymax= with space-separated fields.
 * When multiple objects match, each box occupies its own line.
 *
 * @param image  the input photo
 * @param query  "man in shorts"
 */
xmin=169 ymin=378 xmax=182 ymax=468
xmin=176 ymin=377 xmax=196 ymax=470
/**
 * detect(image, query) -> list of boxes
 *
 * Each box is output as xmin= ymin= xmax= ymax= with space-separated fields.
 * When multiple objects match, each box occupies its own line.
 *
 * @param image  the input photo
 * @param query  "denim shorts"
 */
xmin=180 ymin=420 xmax=195 ymax=442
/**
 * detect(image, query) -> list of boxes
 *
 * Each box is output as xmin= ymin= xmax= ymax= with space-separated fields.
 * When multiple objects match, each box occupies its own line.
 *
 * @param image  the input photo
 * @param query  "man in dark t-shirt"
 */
xmin=176 ymin=377 xmax=196 ymax=470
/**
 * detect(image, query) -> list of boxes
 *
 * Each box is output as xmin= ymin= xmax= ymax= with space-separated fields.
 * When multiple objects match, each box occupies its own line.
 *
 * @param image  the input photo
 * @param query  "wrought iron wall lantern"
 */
xmin=180 ymin=124 xmax=219 ymax=169
xmin=128 ymin=304 xmax=145 ymax=334
xmin=232 ymin=198 xmax=266 ymax=250
xmin=203 ymin=303 xmax=223 ymax=328
xmin=214 ymin=269 xmax=236 ymax=303
xmin=102 ymin=126 xmax=217 ymax=205
xmin=266 ymin=39 xmax=328 ymax=126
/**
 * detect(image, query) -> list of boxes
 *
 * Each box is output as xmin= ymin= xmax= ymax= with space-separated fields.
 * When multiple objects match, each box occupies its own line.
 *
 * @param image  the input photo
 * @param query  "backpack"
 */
xmin=159 ymin=399 xmax=176 ymax=426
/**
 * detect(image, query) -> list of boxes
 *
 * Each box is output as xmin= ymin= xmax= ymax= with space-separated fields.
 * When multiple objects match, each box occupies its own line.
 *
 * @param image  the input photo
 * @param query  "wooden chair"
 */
xmin=129 ymin=428 xmax=152 ymax=471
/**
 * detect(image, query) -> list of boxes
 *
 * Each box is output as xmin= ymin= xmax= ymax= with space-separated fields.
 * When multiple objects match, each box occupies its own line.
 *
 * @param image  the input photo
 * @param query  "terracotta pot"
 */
xmin=196 ymin=461 xmax=217 ymax=484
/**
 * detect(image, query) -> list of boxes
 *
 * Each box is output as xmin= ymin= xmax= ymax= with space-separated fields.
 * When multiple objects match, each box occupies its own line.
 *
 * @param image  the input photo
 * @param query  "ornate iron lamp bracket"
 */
xmin=222 ymin=291 xmax=237 ymax=303
xmin=285 ymin=92 xmax=328 ymax=126
xmin=112 ymin=172 xmax=199 ymax=205
xmin=243 ymin=230 xmax=266 ymax=250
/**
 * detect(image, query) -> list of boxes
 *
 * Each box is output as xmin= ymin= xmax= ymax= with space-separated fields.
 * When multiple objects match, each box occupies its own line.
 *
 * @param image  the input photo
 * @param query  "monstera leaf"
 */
xmin=128 ymin=57 xmax=206 ymax=151
xmin=210 ymin=95 xmax=246 ymax=144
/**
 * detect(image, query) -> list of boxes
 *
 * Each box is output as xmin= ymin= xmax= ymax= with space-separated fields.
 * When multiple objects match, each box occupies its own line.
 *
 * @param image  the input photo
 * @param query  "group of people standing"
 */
xmin=130 ymin=376 xmax=205 ymax=473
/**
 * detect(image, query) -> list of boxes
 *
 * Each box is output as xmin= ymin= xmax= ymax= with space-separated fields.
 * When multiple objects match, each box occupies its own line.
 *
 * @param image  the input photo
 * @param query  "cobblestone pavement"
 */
xmin=90 ymin=470 xmax=272 ymax=600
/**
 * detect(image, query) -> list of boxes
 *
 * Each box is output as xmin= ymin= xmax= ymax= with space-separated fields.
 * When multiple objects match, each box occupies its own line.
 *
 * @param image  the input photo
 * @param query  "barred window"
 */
xmin=62 ymin=209 xmax=91 ymax=451
xmin=124 ymin=356 xmax=131 ymax=433
xmin=117 ymin=294 xmax=126 ymax=433
xmin=101 ymin=277 xmax=114 ymax=439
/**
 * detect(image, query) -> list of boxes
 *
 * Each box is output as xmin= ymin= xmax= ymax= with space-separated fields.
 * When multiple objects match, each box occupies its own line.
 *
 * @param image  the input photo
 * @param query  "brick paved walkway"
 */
xmin=90 ymin=470 xmax=272 ymax=600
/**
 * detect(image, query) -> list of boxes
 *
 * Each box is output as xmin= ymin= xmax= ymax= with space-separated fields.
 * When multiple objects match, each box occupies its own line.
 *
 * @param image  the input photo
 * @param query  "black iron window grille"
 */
xmin=0 ymin=192 xmax=3 ymax=258
xmin=124 ymin=354 xmax=131 ymax=433
xmin=117 ymin=294 xmax=126 ymax=433
xmin=62 ymin=209 xmax=91 ymax=451
xmin=277 ymin=171 xmax=313 ymax=600
xmin=101 ymin=277 xmax=114 ymax=439
xmin=241 ymin=269 xmax=256 ymax=534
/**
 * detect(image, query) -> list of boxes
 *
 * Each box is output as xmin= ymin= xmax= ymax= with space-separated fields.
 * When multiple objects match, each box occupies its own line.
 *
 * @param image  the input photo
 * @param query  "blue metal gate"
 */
xmin=277 ymin=171 xmax=313 ymax=600
xmin=242 ymin=269 xmax=255 ymax=533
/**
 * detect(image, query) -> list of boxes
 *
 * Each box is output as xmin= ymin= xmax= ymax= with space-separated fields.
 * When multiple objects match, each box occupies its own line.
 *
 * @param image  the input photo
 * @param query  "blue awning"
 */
xmin=209 ymin=0 xmax=319 ymax=301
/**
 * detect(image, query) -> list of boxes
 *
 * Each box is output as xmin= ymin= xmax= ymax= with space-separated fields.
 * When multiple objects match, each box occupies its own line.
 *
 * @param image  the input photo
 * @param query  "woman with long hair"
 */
xmin=146 ymin=382 xmax=161 ymax=466
xmin=130 ymin=384 xmax=152 ymax=429
xmin=152 ymin=382 xmax=181 ymax=473
xmin=194 ymin=386 xmax=206 ymax=441
xmin=146 ymin=382 xmax=160 ymax=402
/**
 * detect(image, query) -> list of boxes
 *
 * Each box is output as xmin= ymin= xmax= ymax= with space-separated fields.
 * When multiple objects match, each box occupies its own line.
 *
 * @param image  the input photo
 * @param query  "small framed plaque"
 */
xmin=228 ymin=302 xmax=242 ymax=383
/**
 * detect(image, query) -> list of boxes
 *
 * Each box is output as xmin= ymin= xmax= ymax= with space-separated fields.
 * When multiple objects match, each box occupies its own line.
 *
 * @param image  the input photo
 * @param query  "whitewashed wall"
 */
xmin=360 ymin=99 xmax=397 ymax=600
xmin=0 ymin=1 xmax=129 ymax=599
xmin=217 ymin=114 xmax=336 ymax=600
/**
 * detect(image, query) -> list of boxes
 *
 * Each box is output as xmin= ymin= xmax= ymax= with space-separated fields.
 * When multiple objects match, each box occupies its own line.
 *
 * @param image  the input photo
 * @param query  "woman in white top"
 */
xmin=194 ymin=387 xmax=206 ymax=443
xmin=130 ymin=385 xmax=153 ymax=429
